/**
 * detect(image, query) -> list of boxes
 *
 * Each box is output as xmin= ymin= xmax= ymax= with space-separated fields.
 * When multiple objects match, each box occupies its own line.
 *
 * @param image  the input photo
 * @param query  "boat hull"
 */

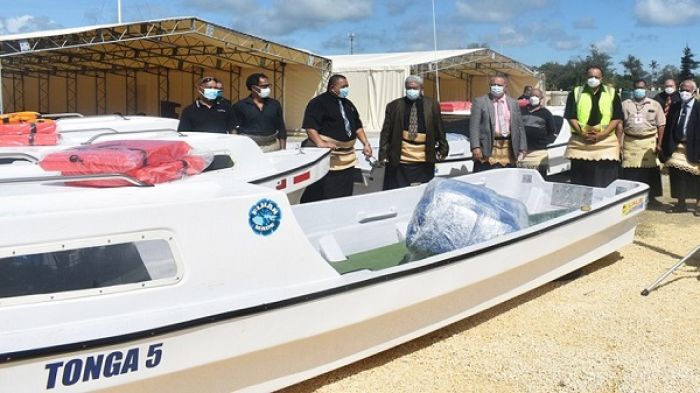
xmin=0 ymin=190 xmax=642 ymax=392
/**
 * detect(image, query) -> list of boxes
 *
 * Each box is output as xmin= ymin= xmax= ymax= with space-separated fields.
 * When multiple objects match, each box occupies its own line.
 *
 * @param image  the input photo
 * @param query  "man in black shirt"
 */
xmin=178 ymin=76 xmax=238 ymax=134
xmin=300 ymin=74 xmax=372 ymax=202
xmin=519 ymin=88 xmax=558 ymax=178
xmin=232 ymin=73 xmax=286 ymax=151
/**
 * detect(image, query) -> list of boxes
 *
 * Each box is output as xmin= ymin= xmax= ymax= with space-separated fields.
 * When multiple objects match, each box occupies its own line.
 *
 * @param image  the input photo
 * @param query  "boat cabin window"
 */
xmin=0 ymin=239 xmax=177 ymax=299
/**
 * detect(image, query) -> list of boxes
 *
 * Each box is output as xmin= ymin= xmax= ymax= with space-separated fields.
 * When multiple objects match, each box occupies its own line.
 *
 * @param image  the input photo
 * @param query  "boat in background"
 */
xmin=0 ymin=168 xmax=648 ymax=392
xmin=0 ymin=114 xmax=329 ymax=204
xmin=353 ymin=104 xmax=572 ymax=194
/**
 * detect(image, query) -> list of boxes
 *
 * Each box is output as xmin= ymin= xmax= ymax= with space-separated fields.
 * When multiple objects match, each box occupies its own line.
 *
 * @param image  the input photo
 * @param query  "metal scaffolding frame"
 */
xmin=64 ymin=72 xmax=77 ymax=113
xmin=0 ymin=17 xmax=332 ymax=114
xmin=37 ymin=73 xmax=49 ymax=113
xmin=12 ymin=73 xmax=23 ymax=112
xmin=95 ymin=72 xmax=107 ymax=114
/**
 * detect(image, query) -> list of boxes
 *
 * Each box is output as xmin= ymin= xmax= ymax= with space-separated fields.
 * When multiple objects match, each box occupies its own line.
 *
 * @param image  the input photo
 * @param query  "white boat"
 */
xmin=0 ymin=116 xmax=330 ymax=204
xmin=56 ymin=115 xmax=180 ymax=135
xmin=0 ymin=168 xmax=648 ymax=392
xmin=354 ymin=105 xmax=572 ymax=194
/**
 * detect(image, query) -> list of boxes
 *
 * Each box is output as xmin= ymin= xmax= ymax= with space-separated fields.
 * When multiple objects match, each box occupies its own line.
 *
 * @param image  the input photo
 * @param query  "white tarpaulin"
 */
xmin=329 ymin=49 xmax=541 ymax=132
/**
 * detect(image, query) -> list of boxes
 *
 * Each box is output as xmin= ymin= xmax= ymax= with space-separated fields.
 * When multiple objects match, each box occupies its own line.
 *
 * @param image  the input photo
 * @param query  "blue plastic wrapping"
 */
xmin=406 ymin=178 xmax=529 ymax=260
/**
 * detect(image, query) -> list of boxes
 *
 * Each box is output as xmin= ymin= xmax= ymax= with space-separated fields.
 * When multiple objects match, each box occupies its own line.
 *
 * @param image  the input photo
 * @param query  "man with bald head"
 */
xmin=661 ymin=79 xmax=700 ymax=216
xmin=469 ymin=75 xmax=527 ymax=172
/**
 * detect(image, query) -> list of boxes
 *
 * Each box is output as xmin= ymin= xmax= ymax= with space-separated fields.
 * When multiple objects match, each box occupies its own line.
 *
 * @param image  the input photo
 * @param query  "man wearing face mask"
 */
xmin=178 ymin=76 xmax=238 ymax=134
xmin=469 ymin=75 xmax=528 ymax=172
xmin=563 ymin=65 xmax=623 ymax=187
xmin=619 ymin=79 xmax=666 ymax=205
xmin=232 ymin=73 xmax=286 ymax=152
xmin=300 ymin=74 xmax=372 ymax=202
xmin=654 ymin=79 xmax=681 ymax=118
xmin=518 ymin=88 xmax=558 ymax=178
xmin=379 ymin=75 xmax=448 ymax=190
xmin=661 ymin=79 xmax=700 ymax=216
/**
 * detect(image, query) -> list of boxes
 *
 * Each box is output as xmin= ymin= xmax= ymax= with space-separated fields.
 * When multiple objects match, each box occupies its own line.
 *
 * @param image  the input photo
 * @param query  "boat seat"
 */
xmin=318 ymin=234 xmax=346 ymax=262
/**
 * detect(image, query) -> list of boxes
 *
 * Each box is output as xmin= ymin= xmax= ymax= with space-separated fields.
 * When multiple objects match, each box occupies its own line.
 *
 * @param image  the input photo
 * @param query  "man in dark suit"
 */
xmin=379 ymin=75 xmax=448 ymax=190
xmin=469 ymin=75 xmax=527 ymax=172
xmin=654 ymin=78 xmax=681 ymax=118
xmin=661 ymin=79 xmax=700 ymax=215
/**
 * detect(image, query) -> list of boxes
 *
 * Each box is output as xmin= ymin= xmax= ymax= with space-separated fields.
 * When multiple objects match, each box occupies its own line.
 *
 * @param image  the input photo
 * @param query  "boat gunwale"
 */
xmin=0 ymin=185 xmax=648 ymax=364
xmin=249 ymin=148 xmax=330 ymax=185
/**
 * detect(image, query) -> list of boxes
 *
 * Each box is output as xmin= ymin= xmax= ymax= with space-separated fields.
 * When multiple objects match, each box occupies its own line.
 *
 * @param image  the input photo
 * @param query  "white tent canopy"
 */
xmin=329 ymin=49 xmax=541 ymax=132
xmin=0 ymin=17 xmax=332 ymax=129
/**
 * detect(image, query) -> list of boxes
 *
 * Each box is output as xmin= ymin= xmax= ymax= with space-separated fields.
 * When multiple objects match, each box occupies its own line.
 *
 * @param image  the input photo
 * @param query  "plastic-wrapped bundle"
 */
xmin=406 ymin=178 xmax=529 ymax=260
xmin=40 ymin=140 xmax=213 ymax=187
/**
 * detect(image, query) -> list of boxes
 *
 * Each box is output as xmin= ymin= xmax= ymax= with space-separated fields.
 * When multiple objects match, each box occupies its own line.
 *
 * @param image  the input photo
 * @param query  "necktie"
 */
xmin=497 ymin=100 xmax=509 ymax=137
xmin=338 ymin=100 xmax=352 ymax=137
xmin=676 ymin=103 xmax=689 ymax=142
xmin=408 ymin=102 xmax=418 ymax=138
xmin=664 ymin=95 xmax=672 ymax=116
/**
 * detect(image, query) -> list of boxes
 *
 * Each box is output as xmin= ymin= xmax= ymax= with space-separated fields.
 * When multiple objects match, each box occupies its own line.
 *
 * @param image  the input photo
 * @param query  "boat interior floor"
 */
xmin=327 ymin=208 xmax=575 ymax=275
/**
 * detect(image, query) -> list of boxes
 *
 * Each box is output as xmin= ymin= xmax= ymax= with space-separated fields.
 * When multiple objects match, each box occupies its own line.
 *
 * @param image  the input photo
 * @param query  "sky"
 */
xmin=1 ymin=0 xmax=700 ymax=72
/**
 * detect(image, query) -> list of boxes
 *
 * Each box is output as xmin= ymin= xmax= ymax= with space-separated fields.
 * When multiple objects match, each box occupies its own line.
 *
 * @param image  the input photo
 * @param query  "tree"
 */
xmin=657 ymin=64 xmax=680 ymax=86
xmin=581 ymin=45 xmax=615 ymax=78
xmin=619 ymin=54 xmax=649 ymax=90
xmin=536 ymin=62 xmax=569 ymax=90
xmin=649 ymin=60 xmax=659 ymax=88
xmin=466 ymin=42 xmax=490 ymax=49
xmin=679 ymin=45 xmax=699 ymax=81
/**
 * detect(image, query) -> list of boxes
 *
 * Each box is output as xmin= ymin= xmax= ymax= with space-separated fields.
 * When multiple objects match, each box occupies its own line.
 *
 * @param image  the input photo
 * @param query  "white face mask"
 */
xmin=680 ymin=91 xmax=694 ymax=102
xmin=529 ymin=96 xmax=540 ymax=107
xmin=258 ymin=87 xmax=271 ymax=98
xmin=587 ymin=77 xmax=601 ymax=88
xmin=490 ymin=85 xmax=504 ymax=96
xmin=664 ymin=87 xmax=676 ymax=95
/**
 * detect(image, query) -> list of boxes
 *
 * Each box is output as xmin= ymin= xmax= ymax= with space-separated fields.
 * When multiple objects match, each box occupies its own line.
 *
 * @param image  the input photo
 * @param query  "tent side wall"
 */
xmin=1 ymin=65 xmax=325 ymax=129
xmin=339 ymin=68 xmax=408 ymax=133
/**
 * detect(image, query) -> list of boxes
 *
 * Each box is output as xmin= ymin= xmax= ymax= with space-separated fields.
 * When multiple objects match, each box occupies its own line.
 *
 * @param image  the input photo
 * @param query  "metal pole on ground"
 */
xmin=641 ymin=244 xmax=700 ymax=296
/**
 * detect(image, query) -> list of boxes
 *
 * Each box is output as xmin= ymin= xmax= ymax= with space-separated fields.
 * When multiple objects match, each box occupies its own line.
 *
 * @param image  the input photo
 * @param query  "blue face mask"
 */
xmin=633 ymin=88 xmax=646 ymax=100
xmin=406 ymin=89 xmax=421 ymax=101
xmin=202 ymin=88 xmax=220 ymax=101
xmin=216 ymin=89 xmax=224 ymax=99
xmin=338 ymin=87 xmax=350 ymax=98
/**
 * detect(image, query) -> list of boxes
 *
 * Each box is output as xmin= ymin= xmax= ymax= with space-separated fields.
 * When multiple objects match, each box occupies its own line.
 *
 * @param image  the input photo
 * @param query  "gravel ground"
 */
xmin=282 ymin=174 xmax=700 ymax=393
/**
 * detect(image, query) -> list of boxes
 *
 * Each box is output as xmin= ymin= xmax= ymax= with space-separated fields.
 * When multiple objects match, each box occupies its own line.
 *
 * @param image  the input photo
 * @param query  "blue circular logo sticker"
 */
xmin=249 ymin=198 xmax=282 ymax=236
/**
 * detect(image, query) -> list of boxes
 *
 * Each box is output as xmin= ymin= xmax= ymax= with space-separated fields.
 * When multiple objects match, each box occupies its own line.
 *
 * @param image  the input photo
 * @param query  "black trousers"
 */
xmin=569 ymin=159 xmax=620 ymax=187
xmin=668 ymin=167 xmax=700 ymax=199
xmin=383 ymin=162 xmax=435 ymax=190
xmin=300 ymin=167 xmax=355 ymax=203
xmin=621 ymin=167 xmax=663 ymax=197
xmin=473 ymin=161 xmax=516 ymax=172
